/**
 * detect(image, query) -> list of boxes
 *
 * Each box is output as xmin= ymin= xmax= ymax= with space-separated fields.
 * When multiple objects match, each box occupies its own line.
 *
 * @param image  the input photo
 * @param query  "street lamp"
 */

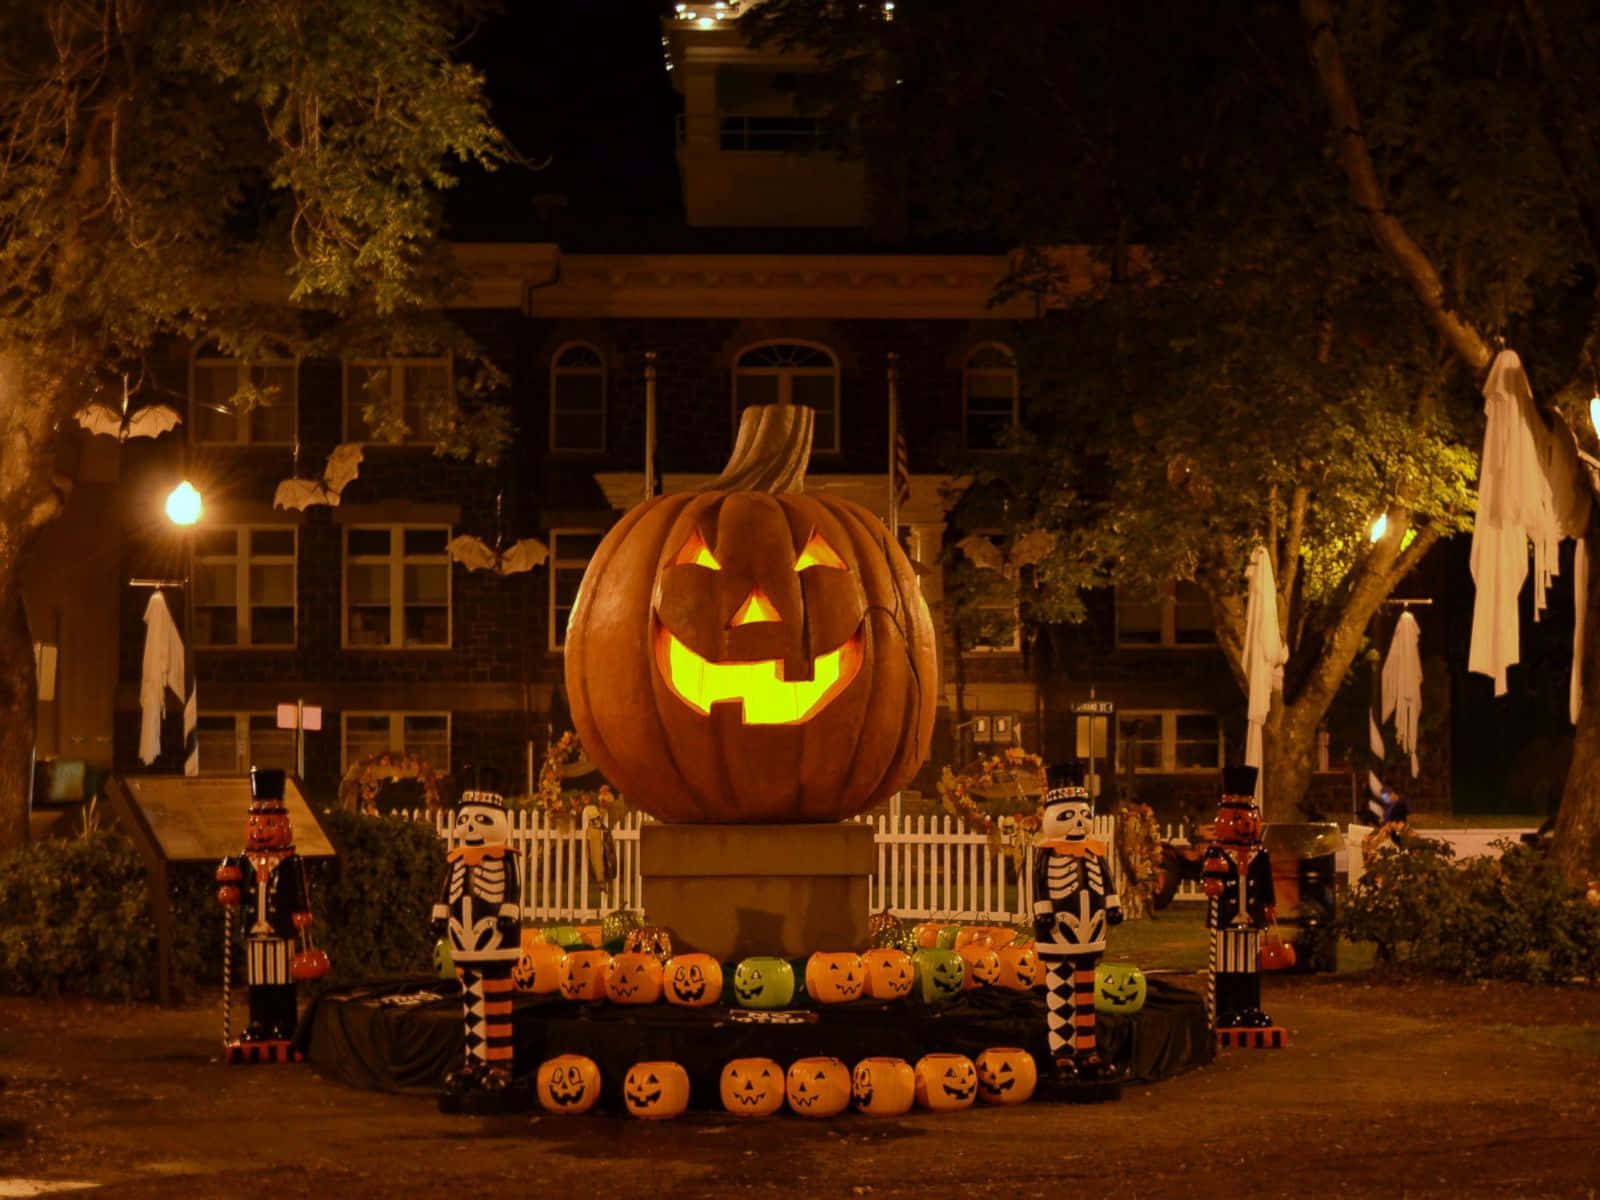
xmin=165 ymin=480 xmax=203 ymax=526
xmin=1369 ymin=512 xmax=1388 ymax=543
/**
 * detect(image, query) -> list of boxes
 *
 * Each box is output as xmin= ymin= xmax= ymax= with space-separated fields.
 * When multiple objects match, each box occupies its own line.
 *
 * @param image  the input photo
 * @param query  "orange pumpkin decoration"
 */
xmin=975 ymin=1047 xmax=1037 ymax=1105
xmin=511 ymin=941 xmax=567 ymax=995
xmin=914 ymin=1053 xmax=978 ymax=1111
xmin=995 ymin=944 xmax=1041 ymax=991
xmin=564 ymin=405 xmax=938 ymax=824
xmin=605 ymin=951 xmax=664 ymax=1005
xmin=804 ymin=952 xmax=867 ymax=1003
xmin=957 ymin=943 xmax=1002 ymax=990
xmin=862 ymin=948 xmax=915 ymax=1000
xmin=912 ymin=921 xmax=949 ymax=949
xmin=852 ymin=1057 xmax=916 ymax=1115
xmin=577 ymin=924 xmax=604 ymax=948
xmin=785 ymin=1056 xmax=851 ymax=1118
xmin=953 ymin=926 xmax=999 ymax=951
xmin=720 ymin=1057 xmax=784 ymax=1117
xmin=536 ymin=1055 xmax=602 ymax=1114
xmin=623 ymin=1061 xmax=691 ymax=1119
xmin=663 ymin=953 xmax=723 ymax=1007
xmin=559 ymin=949 xmax=612 ymax=1002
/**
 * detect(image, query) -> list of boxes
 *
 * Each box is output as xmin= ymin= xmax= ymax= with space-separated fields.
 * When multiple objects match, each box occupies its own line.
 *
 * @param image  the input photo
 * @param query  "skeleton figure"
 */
xmin=1203 ymin=765 xmax=1277 ymax=1030
xmin=1033 ymin=760 xmax=1123 ymax=1081
xmin=215 ymin=768 xmax=318 ymax=1050
xmin=431 ymin=790 xmax=522 ymax=1095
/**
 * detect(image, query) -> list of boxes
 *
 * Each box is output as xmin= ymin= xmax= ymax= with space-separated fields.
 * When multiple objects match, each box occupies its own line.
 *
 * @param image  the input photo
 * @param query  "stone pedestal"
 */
xmin=640 ymin=822 xmax=874 ymax=962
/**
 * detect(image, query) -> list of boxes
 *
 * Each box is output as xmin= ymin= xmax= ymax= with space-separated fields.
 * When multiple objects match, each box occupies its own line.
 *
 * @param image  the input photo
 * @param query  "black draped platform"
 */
xmin=301 ymin=976 xmax=1213 ymax=1108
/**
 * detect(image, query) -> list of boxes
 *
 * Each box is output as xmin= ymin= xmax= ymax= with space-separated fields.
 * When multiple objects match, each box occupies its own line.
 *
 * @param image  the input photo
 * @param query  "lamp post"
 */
xmin=164 ymin=480 xmax=203 ymax=527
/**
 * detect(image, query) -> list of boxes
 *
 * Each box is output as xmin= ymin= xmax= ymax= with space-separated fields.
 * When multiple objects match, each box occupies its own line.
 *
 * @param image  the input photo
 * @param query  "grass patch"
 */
xmin=1105 ymin=903 xmax=1379 ymax=976
xmin=1503 ymin=1025 xmax=1600 ymax=1057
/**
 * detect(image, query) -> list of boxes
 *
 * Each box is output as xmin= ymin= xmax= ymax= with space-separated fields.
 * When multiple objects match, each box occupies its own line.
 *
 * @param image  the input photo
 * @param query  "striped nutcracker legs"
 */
xmin=459 ymin=965 xmax=516 ymax=1079
xmin=1042 ymin=955 xmax=1101 ymax=1062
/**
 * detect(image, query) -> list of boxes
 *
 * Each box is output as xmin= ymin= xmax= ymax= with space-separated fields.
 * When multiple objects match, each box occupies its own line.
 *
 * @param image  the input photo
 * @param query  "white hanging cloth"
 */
xmin=1242 ymin=544 xmax=1288 ymax=802
xmin=139 ymin=591 xmax=197 ymax=773
xmin=1574 ymin=540 xmax=1588 ymax=725
xmin=1545 ymin=423 xmax=1592 ymax=723
xmin=1468 ymin=349 xmax=1562 ymax=695
xmin=1381 ymin=611 xmax=1423 ymax=778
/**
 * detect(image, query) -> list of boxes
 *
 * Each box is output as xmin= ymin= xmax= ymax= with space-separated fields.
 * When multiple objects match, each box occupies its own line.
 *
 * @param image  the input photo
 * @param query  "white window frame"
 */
xmin=189 ymin=347 xmax=299 ymax=446
xmin=340 ymin=711 xmax=452 ymax=772
xmin=342 ymin=524 xmax=453 ymax=650
xmin=195 ymin=711 xmax=297 ymax=776
xmin=549 ymin=341 xmax=607 ymax=453
xmin=731 ymin=340 xmax=841 ymax=454
xmin=1114 ymin=580 xmax=1217 ymax=648
xmin=343 ymin=355 xmax=452 ymax=445
xmin=548 ymin=529 xmax=605 ymax=652
xmin=192 ymin=525 xmax=298 ymax=650
xmin=1116 ymin=709 xmax=1223 ymax=773
xmin=962 ymin=342 xmax=1019 ymax=451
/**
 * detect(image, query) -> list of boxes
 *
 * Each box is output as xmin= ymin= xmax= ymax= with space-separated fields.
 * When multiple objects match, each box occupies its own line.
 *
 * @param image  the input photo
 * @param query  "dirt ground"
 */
xmin=2 ymin=972 xmax=1597 ymax=1200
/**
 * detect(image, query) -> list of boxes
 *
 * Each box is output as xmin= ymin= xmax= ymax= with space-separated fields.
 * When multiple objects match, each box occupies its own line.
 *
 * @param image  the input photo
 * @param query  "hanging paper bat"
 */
xmin=447 ymin=534 xmax=549 ymax=575
xmin=272 ymin=443 xmax=364 ymax=511
xmin=74 ymin=400 xmax=183 ymax=441
xmin=955 ymin=529 xmax=1057 ymax=579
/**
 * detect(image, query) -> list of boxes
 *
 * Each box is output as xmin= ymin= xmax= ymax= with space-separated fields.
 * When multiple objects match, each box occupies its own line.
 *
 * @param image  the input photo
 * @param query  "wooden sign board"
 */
xmin=114 ymin=774 xmax=335 ymax=863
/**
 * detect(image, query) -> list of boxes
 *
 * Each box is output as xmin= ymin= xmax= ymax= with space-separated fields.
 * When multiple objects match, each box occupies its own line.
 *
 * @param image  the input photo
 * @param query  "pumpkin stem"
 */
xmin=704 ymin=403 xmax=812 ymax=494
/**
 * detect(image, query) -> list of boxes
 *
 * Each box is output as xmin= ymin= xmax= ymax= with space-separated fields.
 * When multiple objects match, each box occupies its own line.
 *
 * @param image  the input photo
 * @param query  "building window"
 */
xmin=193 ymin=527 xmax=297 ymax=648
xmin=1116 ymin=711 xmax=1222 ymax=772
xmin=341 ymin=712 xmax=451 ymax=772
xmin=1115 ymin=580 xmax=1216 ymax=647
xmin=344 ymin=526 xmax=451 ymax=649
xmin=733 ymin=341 xmax=840 ymax=453
xmin=963 ymin=343 xmax=1018 ymax=451
xmin=718 ymin=115 xmax=831 ymax=152
xmin=191 ymin=348 xmax=297 ymax=445
xmin=344 ymin=357 xmax=451 ymax=445
xmin=196 ymin=713 xmax=296 ymax=775
xmin=549 ymin=530 xmax=606 ymax=651
xmin=550 ymin=342 xmax=606 ymax=452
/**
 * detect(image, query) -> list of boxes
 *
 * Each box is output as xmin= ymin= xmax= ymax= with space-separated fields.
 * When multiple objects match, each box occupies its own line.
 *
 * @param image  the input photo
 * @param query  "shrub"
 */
xmin=0 ymin=831 xmax=157 ymax=1000
xmin=1339 ymin=833 xmax=1600 ymax=983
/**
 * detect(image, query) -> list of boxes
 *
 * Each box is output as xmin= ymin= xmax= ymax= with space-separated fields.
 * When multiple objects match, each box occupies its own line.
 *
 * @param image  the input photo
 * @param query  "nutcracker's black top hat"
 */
xmin=1043 ymin=760 xmax=1091 ymax=810
xmin=1220 ymin=764 xmax=1259 ymax=805
xmin=249 ymin=767 xmax=288 ymax=814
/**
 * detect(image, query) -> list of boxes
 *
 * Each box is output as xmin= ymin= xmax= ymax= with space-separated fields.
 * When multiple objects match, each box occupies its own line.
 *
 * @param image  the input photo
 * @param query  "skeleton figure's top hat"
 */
xmin=458 ymin=789 xmax=506 ymax=810
xmin=1043 ymin=760 xmax=1090 ymax=809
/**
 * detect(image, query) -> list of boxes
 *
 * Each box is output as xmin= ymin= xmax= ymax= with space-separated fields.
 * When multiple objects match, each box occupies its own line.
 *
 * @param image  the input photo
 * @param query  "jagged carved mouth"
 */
xmin=653 ymin=621 xmax=864 ymax=725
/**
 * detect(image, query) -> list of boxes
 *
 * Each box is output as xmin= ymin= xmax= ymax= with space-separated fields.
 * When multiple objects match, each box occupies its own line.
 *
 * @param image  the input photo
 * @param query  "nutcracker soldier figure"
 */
xmin=1203 ymin=765 xmax=1287 ymax=1048
xmin=432 ymin=787 xmax=529 ymax=1112
xmin=1033 ymin=760 xmax=1123 ymax=1094
xmin=215 ymin=768 xmax=328 ymax=1064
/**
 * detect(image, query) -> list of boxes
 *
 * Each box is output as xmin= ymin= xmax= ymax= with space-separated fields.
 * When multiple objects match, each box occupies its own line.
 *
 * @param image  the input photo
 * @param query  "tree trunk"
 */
xmin=1259 ymin=697 xmax=1319 ymax=825
xmin=0 ymin=581 xmax=36 ymax=849
xmin=1552 ymin=527 xmax=1600 ymax=886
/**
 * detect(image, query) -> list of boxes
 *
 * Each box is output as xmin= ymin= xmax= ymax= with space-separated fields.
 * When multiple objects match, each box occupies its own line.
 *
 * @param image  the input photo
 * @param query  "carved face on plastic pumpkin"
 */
xmin=245 ymin=807 xmax=293 ymax=851
xmin=564 ymin=411 xmax=938 ymax=826
xmin=975 ymin=1047 xmax=1038 ymax=1105
xmin=1215 ymin=797 xmax=1262 ymax=846
xmin=732 ymin=957 xmax=795 ymax=1009
xmin=957 ymin=944 xmax=1001 ymax=989
xmin=605 ymin=952 xmax=663 ymax=1005
xmin=623 ymin=1061 xmax=690 ymax=1120
xmin=559 ymin=949 xmax=611 ymax=1002
xmin=914 ymin=1054 xmax=978 ymax=1111
xmin=853 ymin=1057 xmax=916 ymax=1115
xmin=663 ymin=953 xmax=723 ymax=1007
xmin=996 ymin=944 xmax=1040 ymax=991
xmin=1095 ymin=962 xmax=1148 ymax=1013
xmin=511 ymin=942 xmax=566 ymax=994
xmin=720 ymin=1057 xmax=784 ymax=1117
xmin=451 ymin=794 xmax=510 ymax=846
xmin=863 ymin=948 xmax=915 ymax=1000
xmin=537 ymin=1055 xmax=601 ymax=1114
xmin=785 ymin=1057 xmax=851 ymax=1118
xmin=912 ymin=948 xmax=965 ymax=1003
xmin=804 ymin=952 xmax=865 ymax=1003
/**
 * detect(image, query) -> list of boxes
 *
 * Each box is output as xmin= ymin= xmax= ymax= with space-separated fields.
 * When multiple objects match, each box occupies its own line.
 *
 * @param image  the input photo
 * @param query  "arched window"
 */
xmin=550 ymin=342 xmax=606 ymax=452
xmin=732 ymin=341 xmax=840 ymax=452
xmin=190 ymin=344 xmax=297 ymax=445
xmin=963 ymin=342 xmax=1018 ymax=451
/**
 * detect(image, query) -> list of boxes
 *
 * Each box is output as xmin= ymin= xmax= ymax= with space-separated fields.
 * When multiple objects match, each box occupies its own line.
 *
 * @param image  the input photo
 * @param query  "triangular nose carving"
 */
xmin=730 ymin=587 xmax=781 ymax=626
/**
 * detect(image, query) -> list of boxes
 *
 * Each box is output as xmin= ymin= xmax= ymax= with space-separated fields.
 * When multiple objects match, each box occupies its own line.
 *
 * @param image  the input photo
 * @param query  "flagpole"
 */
xmin=644 ymin=350 xmax=657 ymax=503
xmin=887 ymin=352 xmax=900 ymax=535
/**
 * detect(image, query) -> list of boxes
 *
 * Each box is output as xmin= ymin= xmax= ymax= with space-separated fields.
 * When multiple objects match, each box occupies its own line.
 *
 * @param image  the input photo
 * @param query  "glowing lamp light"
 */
xmin=165 ymin=480 xmax=203 ymax=526
xmin=1589 ymin=395 xmax=1600 ymax=440
xmin=1368 ymin=512 xmax=1388 ymax=543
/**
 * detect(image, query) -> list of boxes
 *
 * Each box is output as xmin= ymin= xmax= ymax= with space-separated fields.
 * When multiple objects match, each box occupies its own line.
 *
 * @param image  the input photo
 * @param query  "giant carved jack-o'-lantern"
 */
xmin=564 ymin=405 xmax=938 ymax=823
xmin=852 ymin=1057 xmax=916 ymax=1115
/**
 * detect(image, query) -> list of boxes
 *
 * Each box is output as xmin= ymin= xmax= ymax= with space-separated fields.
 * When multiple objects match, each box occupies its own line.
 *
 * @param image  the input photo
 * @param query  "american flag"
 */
xmin=893 ymin=416 xmax=911 ymax=509
xmin=888 ymin=354 xmax=910 ymax=525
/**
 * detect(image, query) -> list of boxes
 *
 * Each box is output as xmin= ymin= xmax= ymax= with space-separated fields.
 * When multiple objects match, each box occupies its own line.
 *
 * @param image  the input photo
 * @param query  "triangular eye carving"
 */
xmin=675 ymin=529 xmax=721 ymax=570
xmin=794 ymin=530 xmax=847 ymax=571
